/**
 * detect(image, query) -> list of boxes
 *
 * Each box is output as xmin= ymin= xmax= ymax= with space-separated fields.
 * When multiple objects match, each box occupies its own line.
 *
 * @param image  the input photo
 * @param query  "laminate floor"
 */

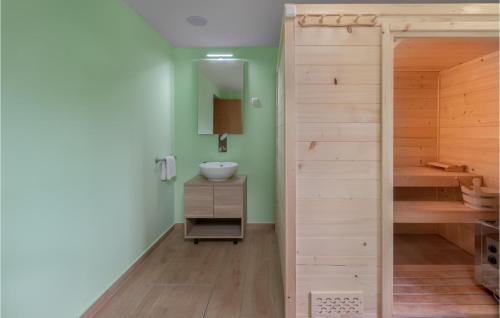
xmin=394 ymin=234 xmax=498 ymax=318
xmin=95 ymin=226 xmax=284 ymax=318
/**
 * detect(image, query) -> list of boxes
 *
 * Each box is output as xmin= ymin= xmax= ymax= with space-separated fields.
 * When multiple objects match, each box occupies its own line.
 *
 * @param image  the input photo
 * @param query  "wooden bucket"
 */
xmin=461 ymin=184 xmax=499 ymax=211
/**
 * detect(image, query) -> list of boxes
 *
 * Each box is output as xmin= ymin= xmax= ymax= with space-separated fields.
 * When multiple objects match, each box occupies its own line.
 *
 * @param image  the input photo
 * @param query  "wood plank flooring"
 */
xmin=395 ymin=234 xmax=474 ymax=265
xmin=94 ymin=226 xmax=284 ymax=318
xmin=394 ymin=234 xmax=498 ymax=318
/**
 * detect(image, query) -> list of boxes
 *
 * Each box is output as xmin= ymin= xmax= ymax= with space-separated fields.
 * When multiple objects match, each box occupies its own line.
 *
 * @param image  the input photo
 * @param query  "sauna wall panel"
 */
xmin=438 ymin=51 xmax=499 ymax=253
xmin=394 ymin=71 xmax=439 ymax=167
xmin=439 ymin=51 xmax=499 ymax=187
xmin=393 ymin=71 xmax=440 ymax=236
xmin=294 ymin=26 xmax=381 ymax=317
xmin=276 ymin=44 xmax=286 ymax=286
xmin=394 ymin=223 xmax=440 ymax=234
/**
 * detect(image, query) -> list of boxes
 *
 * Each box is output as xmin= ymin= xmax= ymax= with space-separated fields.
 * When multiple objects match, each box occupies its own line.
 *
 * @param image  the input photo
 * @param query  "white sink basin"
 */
xmin=199 ymin=162 xmax=238 ymax=181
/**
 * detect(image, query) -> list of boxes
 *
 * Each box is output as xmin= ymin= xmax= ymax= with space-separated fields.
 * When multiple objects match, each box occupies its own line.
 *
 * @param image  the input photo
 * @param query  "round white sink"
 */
xmin=199 ymin=162 xmax=238 ymax=181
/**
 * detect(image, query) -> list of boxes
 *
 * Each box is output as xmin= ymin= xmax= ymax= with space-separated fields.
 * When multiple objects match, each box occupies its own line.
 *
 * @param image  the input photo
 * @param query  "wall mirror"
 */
xmin=197 ymin=59 xmax=244 ymax=135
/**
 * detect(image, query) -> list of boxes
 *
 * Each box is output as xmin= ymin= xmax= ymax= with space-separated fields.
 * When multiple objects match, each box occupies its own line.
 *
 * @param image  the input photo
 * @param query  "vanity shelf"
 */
xmin=184 ymin=175 xmax=246 ymax=242
xmin=185 ymin=219 xmax=242 ymax=238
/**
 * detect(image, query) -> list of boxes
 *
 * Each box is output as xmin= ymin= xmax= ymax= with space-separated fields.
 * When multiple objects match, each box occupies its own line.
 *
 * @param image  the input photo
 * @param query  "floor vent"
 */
xmin=310 ymin=291 xmax=363 ymax=318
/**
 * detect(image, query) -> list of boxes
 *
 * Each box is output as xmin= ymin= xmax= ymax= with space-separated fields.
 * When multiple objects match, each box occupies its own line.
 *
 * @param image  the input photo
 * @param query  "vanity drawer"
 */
xmin=184 ymin=185 xmax=213 ymax=218
xmin=214 ymin=186 xmax=244 ymax=218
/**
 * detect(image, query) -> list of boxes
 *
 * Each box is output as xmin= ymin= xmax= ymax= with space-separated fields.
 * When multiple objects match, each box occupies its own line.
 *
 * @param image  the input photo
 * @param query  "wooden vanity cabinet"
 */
xmin=184 ymin=185 xmax=213 ymax=218
xmin=184 ymin=175 xmax=246 ymax=241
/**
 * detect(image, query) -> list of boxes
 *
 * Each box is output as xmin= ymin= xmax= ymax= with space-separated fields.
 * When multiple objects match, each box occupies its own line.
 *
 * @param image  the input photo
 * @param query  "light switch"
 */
xmin=251 ymin=97 xmax=261 ymax=107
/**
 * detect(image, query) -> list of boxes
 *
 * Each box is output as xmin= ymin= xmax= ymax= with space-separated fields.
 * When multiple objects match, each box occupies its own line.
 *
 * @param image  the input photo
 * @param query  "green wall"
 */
xmin=174 ymin=48 xmax=277 ymax=224
xmin=2 ymin=1 xmax=278 ymax=316
xmin=2 ymin=1 xmax=176 ymax=317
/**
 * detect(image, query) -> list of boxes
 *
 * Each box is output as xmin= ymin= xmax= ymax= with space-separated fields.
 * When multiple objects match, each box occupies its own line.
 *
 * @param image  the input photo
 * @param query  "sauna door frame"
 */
xmin=380 ymin=22 xmax=499 ymax=317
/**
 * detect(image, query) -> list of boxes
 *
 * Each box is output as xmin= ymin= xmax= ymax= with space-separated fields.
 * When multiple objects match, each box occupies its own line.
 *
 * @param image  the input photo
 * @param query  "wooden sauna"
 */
xmin=275 ymin=4 xmax=499 ymax=318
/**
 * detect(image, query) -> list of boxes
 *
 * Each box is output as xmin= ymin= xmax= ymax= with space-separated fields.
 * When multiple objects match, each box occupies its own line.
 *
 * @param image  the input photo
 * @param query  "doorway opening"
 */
xmin=391 ymin=37 xmax=499 ymax=317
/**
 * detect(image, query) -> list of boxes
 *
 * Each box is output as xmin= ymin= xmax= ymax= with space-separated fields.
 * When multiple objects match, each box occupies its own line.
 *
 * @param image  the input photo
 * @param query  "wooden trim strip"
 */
xmin=80 ymin=224 xmax=176 ymax=318
xmin=440 ymin=50 xmax=499 ymax=75
xmin=295 ymin=4 xmax=499 ymax=16
xmin=284 ymin=14 xmax=297 ymax=318
xmin=390 ymin=21 xmax=500 ymax=32
xmin=381 ymin=22 xmax=394 ymax=318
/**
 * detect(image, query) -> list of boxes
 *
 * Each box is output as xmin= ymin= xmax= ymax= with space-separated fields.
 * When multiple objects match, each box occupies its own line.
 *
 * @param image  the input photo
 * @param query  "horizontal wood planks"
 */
xmin=394 ymin=38 xmax=499 ymax=71
xmin=296 ymin=46 xmax=380 ymax=65
xmin=394 ymin=166 xmax=481 ymax=187
xmin=394 ymin=264 xmax=498 ymax=317
xmin=394 ymin=71 xmax=439 ymax=167
xmin=284 ymin=7 xmax=500 ymax=318
xmin=298 ymin=103 xmax=380 ymax=123
xmin=294 ymin=25 xmax=381 ymax=317
xmin=438 ymin=50 xmax=499 ymax=254
xmin=438 ymin=223 xmax=476 ymax=254
xmin=394 ymin=235 xmax=498 ymax=317
xmin=394 ymin=201 xmax=498 ymax=223
xmin=439 ymin=50 xmax=499 ymax=188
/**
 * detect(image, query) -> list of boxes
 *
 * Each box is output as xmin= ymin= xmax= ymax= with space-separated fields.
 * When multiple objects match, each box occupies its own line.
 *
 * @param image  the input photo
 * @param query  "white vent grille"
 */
xmin=310 ymin=291 xmax=363 ymax=318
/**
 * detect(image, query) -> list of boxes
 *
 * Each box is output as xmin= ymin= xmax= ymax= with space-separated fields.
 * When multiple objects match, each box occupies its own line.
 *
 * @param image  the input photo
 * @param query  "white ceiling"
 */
xmin=125 ymin=0 xmax=498 ymax=48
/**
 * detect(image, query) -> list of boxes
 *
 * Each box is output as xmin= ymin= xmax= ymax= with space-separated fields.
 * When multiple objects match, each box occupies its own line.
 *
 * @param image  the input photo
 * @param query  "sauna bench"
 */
xmin=184 ymin=175 xmax=247 ymax=242
xmin=394 ymin=167 xmax=481 ymax=188
xmin=394 ymin=201 xmax=497 ymax=223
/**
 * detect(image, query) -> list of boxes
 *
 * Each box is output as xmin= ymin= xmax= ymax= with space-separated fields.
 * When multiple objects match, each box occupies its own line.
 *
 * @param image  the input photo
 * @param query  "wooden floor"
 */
xmin=394 ymin=234 xmax=498 ymax=318
xmin=395 ymin=234 xmax=474 ymax=265
xmin=95 ymin=226 xmax=284 ymax=318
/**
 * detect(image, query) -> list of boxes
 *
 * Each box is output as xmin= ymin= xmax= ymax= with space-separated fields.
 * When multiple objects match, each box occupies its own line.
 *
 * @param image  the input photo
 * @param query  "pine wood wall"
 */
xmin=438 ymin=51 xmax=499 ymax=254
xmin=393 ymin=71 xmax=440 ymax=234
xmin=279 ymin=6 xmax=500 ymax=317
xmin=394 ymin=71 xmax=439 ymax=167
xmin=438 ymin=51 xmax=499 ymax=188
xmin=295 ymin=25 xmax=381 ymax=318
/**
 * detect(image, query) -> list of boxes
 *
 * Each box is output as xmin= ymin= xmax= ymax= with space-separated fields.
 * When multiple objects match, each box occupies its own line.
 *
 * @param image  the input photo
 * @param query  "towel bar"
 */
xmin=155 ymin=156 xmax=176 ymax=163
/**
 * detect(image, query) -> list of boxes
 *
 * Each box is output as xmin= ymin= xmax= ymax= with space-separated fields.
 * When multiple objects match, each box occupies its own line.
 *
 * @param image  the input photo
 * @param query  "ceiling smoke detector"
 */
xmin=186 ymin=16 xmax=208 ymax=26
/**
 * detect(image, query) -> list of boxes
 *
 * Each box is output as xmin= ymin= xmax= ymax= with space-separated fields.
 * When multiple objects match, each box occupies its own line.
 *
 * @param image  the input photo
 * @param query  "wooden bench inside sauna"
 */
xmin=394 ymin=166 xmax=497 ymax=223
xmin=392 ymin=37 xmax=499 ymax=317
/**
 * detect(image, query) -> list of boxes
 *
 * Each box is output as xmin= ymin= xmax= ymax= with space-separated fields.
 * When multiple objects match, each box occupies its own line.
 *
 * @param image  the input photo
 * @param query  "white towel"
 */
xmin=161 ymin=155 xmax=176 ymax=181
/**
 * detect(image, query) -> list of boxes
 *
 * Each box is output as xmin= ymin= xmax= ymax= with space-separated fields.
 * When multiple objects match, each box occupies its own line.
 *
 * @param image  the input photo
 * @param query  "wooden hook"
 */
xmin=336 ymin=14 xmax=343 ymax=24
xmin=346 ymin=25 xmax=353 ymax=33
xmin=354 ymin=15 xmax=360 ymax=24
xmin=319 ymin=15 xmax=325 ymax=24
xmin=299 ymin=15 xmax=306 ymax=26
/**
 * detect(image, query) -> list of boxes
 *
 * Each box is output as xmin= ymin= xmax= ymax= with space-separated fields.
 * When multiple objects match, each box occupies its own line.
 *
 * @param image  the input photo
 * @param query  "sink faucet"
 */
xmin=218 ymin=133 xmax=228 ymax=152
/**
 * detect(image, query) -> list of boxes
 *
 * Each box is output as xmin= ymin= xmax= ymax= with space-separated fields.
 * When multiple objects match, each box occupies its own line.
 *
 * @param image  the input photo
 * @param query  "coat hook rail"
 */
xmin=297 ymin=14 xmax=379 ymax=28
